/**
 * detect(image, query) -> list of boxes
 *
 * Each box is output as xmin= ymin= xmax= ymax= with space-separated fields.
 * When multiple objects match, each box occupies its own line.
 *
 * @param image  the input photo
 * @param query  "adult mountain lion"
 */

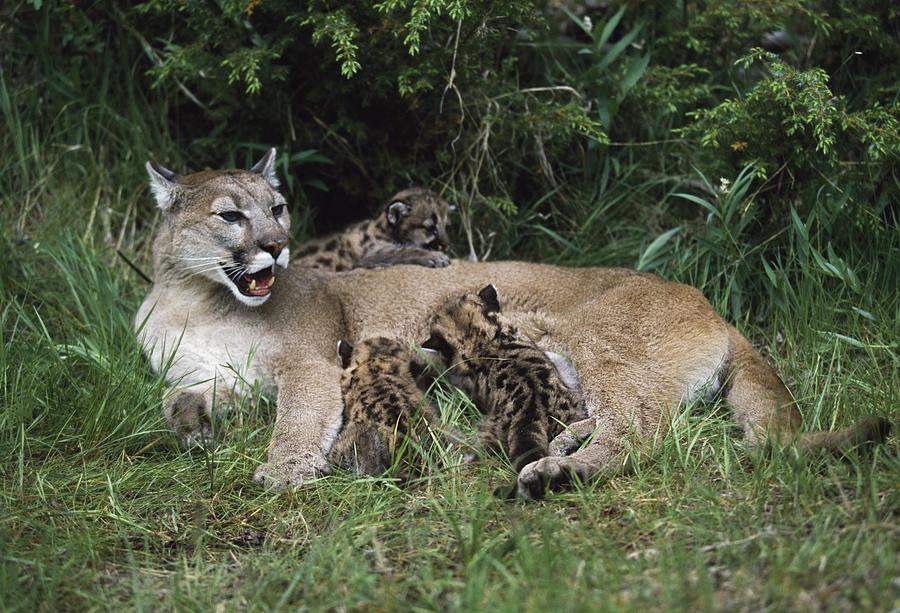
xmin=136 ymin=150 xmax=888 ymax=499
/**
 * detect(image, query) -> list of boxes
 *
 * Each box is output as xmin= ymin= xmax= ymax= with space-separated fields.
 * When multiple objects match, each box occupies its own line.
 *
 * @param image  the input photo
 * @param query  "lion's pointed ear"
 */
xmin=146 ymin=161 xmax=178 ymax=210
xmin=337 ymin=340 xmax=354 ymax=369
xmin=477 ymin=284 xmax=501 ymax=313
xmin=386 ymin=201 xmax=412 ymax=226
xmin=250 ymin=147 xmax=279 ymax=189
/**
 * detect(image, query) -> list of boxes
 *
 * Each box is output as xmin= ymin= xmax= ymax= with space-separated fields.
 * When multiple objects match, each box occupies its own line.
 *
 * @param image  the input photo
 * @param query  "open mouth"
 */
xmin=222 ymin=263 xmax=276 ymax=298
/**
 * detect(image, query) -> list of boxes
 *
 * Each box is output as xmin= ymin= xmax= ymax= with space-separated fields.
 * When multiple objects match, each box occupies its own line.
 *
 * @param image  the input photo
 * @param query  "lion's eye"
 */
xmin=218 ymin=211 xmax=243 ymax=223
xmin=271 ymin=204 xmax=285 ymax=217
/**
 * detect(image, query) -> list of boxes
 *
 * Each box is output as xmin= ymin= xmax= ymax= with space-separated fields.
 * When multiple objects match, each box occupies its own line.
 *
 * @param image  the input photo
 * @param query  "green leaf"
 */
xmin=598 ymin=26 xmax=642 ymax=71
xmin=636 ymin=226 xmax=681 ymax=271
xmin=290 ymin=149 xmax=333 ymax=165
xmin=531 ymin=224 xmax=580 ymax=253
xmin=761 ymin=258 xmax=779 ymax=288
xmin=674 ymin=193 xmax=719 ymax=219
xmin=789 ymin=207 xmax=810 ymax=249
xmin=597 ymin=6 xmax=626 ymax=48
xmin=619 ymin=53 xmax=651 ymax=99
xmin=561 ymin=6 xmax=592 ymax=37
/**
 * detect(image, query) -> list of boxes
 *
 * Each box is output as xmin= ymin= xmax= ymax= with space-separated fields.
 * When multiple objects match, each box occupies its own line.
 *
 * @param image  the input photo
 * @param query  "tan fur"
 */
xmin=293 ymin=187 xmax=452 ymax=271
xmin=136 ymin=154 xmax=889 ymax=498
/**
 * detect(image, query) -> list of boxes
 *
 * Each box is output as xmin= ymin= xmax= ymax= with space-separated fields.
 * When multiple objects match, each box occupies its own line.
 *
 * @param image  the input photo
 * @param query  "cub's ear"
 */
xmin=145 ymin=161 xmax=178 ymax=211
xmin=250 ymin=147 xmax=280 ymax=189
xmin=422 ymin=334 xmax=454 ymax=361
xmin=337 ymin=340 xmax=354 ymax=369
xmin=477 ymin=284 xmax=501 ymax=313
xmin=386 ymin=201 xmax=412 ymax=226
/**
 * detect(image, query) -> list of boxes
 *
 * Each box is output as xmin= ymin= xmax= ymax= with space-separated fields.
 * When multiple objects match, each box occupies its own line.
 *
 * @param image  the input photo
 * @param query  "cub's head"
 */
xmin=145 ymin=149 xmax=290 ymax=306
xmin=383 ymin=187 xmax=454 ymax=252
xmin=338 ymin=337 xmax=431 ymax=381
xmin=422 ymin=284 xmax=517 ymax=368
xmin=338 ymin=337 xmax=398 ymax=369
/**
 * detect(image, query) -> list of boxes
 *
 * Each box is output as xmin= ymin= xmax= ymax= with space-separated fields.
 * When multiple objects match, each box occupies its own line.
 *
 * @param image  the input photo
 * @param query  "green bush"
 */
xmin=2 ymin=0 xmax=897 ymax=304
xmin=682 ymin=49 xmax=898 ymax=201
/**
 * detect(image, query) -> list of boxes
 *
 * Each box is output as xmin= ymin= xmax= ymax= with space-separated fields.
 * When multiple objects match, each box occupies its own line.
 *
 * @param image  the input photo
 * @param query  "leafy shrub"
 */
xmin=2 ymin=0 xmax=897 ymax=314
xmin=683 ymin=49 xmax=899 ymax=181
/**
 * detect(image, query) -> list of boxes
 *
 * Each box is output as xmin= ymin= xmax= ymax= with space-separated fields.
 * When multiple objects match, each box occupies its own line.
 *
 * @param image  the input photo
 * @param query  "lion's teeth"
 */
xmin=268 ymin=276 xmax=275 ymax=288
xmin=249 ymin=279 xmax=257 ymax=291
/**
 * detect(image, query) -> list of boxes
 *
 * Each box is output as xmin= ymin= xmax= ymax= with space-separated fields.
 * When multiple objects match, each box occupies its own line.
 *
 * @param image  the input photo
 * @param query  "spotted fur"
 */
xmin=295 ymin=187 xmax=453 ymax=271
xmin=329 ymin=336 xmax=444 ymax=475
xmin=424 ymin=285 xmax=588 ymax=470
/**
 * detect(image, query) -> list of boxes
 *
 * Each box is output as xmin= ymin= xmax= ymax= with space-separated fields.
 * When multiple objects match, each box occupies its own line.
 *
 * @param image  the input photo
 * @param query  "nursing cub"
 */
xmin=423 ymin=285 xmax=588 ymax=470
xmin=329 ymin=336 xmax=446 ymax=475
xmin=294 ymin=187 xmax=453 ymax=271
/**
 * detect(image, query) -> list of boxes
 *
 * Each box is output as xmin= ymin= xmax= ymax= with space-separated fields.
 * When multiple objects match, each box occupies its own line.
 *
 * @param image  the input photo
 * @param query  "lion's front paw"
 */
xmin=516 ymin=456 xmax=588 ymax=501
xmin=253 ymin=455 xmax=329 ymax=490
xmin=164 ymin=391 xmax=213 ymax=448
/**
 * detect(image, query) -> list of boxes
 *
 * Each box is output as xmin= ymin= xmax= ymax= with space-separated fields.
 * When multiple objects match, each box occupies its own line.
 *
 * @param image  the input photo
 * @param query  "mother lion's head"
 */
xmin=145 ymin=149 xmax=290 ymax=306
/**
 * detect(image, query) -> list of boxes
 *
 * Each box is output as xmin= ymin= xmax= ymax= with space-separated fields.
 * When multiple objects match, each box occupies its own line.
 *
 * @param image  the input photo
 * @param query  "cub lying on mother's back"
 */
xmin=295 ymin=187 xmax=453 ymax=271
xmin=424 ymin=284 xmax=588 ymax=470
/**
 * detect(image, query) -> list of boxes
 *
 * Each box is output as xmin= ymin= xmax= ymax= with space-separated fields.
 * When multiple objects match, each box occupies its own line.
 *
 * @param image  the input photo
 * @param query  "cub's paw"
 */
xmin=548 ymin=431 xmax=581 ymax=457
xmin=516 ymin=456 xmax=589 ymax=501
xmin=548 ymin=417 xmax=597 ymax=456
xmin=423 ymin=252 xmax=451 ymax=268
xmin=164 ymin=391 xmax=213 ymax=448
xmin=253 ymin=455 xmax=329 ymax=490
xmin=462 ymin=452 xmax=480 ymax=464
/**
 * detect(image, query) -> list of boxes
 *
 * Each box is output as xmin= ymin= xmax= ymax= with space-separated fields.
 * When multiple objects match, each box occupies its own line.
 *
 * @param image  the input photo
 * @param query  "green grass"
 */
xmin=1 ymin=27 xmax=898 ymax=611
xmin=1 ymin=195 xmax=897 ymax=611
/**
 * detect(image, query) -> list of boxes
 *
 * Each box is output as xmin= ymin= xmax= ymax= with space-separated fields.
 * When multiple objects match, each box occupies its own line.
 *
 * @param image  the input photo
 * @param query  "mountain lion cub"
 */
xmin=294 ymin=187 xmax=453 ymax=271
xmin=329 ymin=336 xmax=444 ymax=475
xmin=423 ymin=285 xmax=588 ymax=470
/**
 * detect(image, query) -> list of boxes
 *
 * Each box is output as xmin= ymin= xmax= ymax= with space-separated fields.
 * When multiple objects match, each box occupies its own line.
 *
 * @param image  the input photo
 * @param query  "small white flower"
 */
xmin=718 ymin=177 xmax=731 ymax=195
xmin=583 ymin=16 xmax=593 ymax=31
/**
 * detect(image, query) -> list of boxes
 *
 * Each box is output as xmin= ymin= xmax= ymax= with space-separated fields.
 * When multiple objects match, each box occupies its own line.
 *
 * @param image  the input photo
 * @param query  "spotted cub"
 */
xmin=423 ymin=285 xmax=588 ymax=470
xmin=295 ymin=187 xmax=453 ymax=271
xmin=329 ymin=336 xmax=445 ymax=475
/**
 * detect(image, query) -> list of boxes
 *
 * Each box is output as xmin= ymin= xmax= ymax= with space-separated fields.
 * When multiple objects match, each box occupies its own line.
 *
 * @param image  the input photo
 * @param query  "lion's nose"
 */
xmin=261 ymin=239 xmax=288 ymax=259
